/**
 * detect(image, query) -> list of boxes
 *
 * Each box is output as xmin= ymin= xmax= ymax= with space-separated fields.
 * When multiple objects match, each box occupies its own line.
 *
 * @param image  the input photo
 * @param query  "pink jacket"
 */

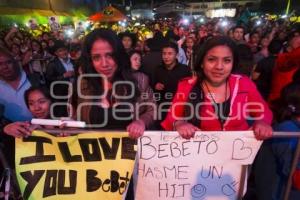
xmin=161 ymin=74 xmax=273 ymax=131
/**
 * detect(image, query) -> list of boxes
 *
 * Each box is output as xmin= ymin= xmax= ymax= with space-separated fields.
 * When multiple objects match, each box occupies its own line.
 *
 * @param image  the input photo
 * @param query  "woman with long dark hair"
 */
xmin=128 ymin=50 xmax=142 ymax=72
xmin=76 ymin=28 xmax=155 ymax=138
xmin=161 ymin=36 xmax=273 ymax=140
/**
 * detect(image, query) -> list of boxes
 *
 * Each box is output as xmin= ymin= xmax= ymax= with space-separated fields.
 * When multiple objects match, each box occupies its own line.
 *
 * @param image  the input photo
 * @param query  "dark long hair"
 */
xmin=31 ymin=39 xmax=44 ymax=55
xmin=186 ymin=36 xmax=239 ymax=126
xmin=193 ymin=36 xmax=239 ymax=79
xmin=128 ymin=50 xmax=142 ymax=71
xmin=81 ymin=28 xmax=140 ymax=102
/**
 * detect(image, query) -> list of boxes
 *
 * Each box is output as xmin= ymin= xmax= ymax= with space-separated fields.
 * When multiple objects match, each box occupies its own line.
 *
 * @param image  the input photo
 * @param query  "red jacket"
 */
xmin=161 ymin=74 xmax=273 ymax=131
xmin=269 ymin=47 xmax=300 ymax=103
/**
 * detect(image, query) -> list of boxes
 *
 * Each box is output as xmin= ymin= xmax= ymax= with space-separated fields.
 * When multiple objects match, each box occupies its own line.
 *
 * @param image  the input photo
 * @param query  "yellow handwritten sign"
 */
xmin=15 ymin=131 xmax=136 ymax=200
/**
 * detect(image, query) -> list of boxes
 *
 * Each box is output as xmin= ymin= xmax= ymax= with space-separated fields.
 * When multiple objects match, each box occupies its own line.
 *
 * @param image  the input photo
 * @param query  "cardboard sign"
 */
xmin=135 ymin=131 xmax=262 ymax=200
xmin=15 ymin=131 xmax=136 ymax=200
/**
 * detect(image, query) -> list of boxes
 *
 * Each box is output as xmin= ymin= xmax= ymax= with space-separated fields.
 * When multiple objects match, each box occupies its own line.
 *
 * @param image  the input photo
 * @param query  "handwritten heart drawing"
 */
xmin=232 ymin=139 xmax=252 ymax=160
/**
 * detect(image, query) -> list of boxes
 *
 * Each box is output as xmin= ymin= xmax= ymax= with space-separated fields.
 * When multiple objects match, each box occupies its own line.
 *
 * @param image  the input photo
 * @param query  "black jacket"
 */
xmin=154 ymin=62 xmax=191 ymax=104
xmin=45 ymin=57 xmax=75 ymax=85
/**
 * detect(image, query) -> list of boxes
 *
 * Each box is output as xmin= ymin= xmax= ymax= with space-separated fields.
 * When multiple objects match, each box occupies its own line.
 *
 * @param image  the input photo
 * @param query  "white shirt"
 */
xmin=177 ymin=47 xmax=187 ymax=65
xmin=59 ymin=57 xmax=74 ymax=72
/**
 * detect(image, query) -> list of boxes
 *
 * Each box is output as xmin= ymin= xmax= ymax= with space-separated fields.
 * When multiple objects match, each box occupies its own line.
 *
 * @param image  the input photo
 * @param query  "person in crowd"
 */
xmin=45 ymin=40 xmax=75 ymax=85
xmin=54 ymin=31 xmax=65 ymax=42
xmin=29 ymin=39 xmax=48 ymax=80
xmin=76 ymin=28 xmax=155 ymax=139
xmin=128 ymin=50 xmax=142 ymax=72
xmin=141 ymin=37 xmax=163 ymax=86
xmin=248 ymin=31 xmax=260 ymax=53
xmin=275 ymin=29 xmax=288 ymax=44
xmin=4 ymin=26 xmax=20 ymax=48
xmin=183 ymin=36 xmax=196 ymax=68
xmin=2 ymin=85 xmax=70 ymax=176
xmin=41 ymin=40 xmax=49 ymax=52
xmin=45 ymin=40 xmax=75 ymax=117
xmin=77 ymin=30 xmax=151 ymax=200
xmin=47 ymin=38 xmax=56 ymax=50
xmin=166 ymin=27 xmax=187 ymax=66
xmin=134 ymin=40 xmax=144 ymax=55
xmin=251 ymin=82 xmax=300 ymax=200
xmin=252 ymin=40 xmax=283 ymax=100
xmin=165 ymin=25 xmax=188 ymax=65
xmin=50 ymin=17 xmax=61 ymax=33
xmin=176 ymin=42 xmax=188 ymax=65
xmin=196 ymin=25 xmax=209 ymax=46
xmin=41 ymin=32 xmax=51 ymax=41
xmin=10 ymin=43 xmax=22 ymax=61
xmin=233 ymin=44 xmax=254 ymax=76
xmin=268 ymin=35 xmax=300 ymax=104
xmin=188 ymin=31 xmax=197 ymax=42
xmin=227 ymin=27 xmax=234 ymax=39
xmin=69 ymin=42 xmax=82 ymax=61
xmin=165 ymin=25 xmax=180 ymax=42
xmin=254 ymin=35 xmax=271 ymax=63
xmin=232 ymin=26 xmax=246 ymax=45
xmin=31 ymin=39 xmax=46 ymax=60
xmin=177 ymin=26 xmax=186 ymax=39
xmin=118 ymin=31 xmax=137 ymax=54
xmin=154 ymin=41 xmax=191 ymax=123
xmin=285 ymin=31 xmax=300 ymax=53
xmin=0 ymin=47 xmax=41 ymax=122
xmin=3 ymin=86 xmax=53 ymax=138
xmin=161 ymin=36 xmax=273 ymax=140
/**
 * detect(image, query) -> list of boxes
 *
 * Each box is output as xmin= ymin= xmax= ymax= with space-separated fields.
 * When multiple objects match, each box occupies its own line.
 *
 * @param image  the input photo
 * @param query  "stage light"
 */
xmin=221 ymin=20 xmax=228 ymax=27
xmin=256 ymin=20 xmax=262 ymax=26
xmin=183 ymin=18 xmax=189 ymax=25
xmin=83 ymin=21 xmax=90 ymax=29
xmin=120 ymin=22 xmax=126 ymax=27
xmin=65 ymin=29 xmax=74 ymax=37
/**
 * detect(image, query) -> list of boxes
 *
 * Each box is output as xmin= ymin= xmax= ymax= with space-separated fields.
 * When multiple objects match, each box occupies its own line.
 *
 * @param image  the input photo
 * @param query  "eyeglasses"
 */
xmin=0 ymin=60 xmax=14 ymax=67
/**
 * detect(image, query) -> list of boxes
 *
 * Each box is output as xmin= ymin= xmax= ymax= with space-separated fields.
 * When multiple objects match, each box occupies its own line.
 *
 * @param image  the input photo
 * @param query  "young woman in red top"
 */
xmin=161 ymin=36 xmax=273 ymax=140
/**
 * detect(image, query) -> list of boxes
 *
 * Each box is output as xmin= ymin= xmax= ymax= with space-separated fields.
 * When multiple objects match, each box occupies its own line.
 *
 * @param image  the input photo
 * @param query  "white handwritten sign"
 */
xmin=135 ymin=131 xmax=262 ymax=200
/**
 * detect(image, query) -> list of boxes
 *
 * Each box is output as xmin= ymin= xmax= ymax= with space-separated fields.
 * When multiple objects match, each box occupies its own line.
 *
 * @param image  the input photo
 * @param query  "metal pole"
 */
xmin=38 ymin=129 xmax=300 ymax=137
xmin=284 ymin=138 xmax=300 ymax=200
xmin=272 ymin=132 xmax=300 ymax=137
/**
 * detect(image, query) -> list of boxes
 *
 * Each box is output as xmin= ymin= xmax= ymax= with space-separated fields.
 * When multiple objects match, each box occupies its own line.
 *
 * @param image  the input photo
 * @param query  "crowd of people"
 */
xmin=0 ymin=15 xmax=300 ymax=199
